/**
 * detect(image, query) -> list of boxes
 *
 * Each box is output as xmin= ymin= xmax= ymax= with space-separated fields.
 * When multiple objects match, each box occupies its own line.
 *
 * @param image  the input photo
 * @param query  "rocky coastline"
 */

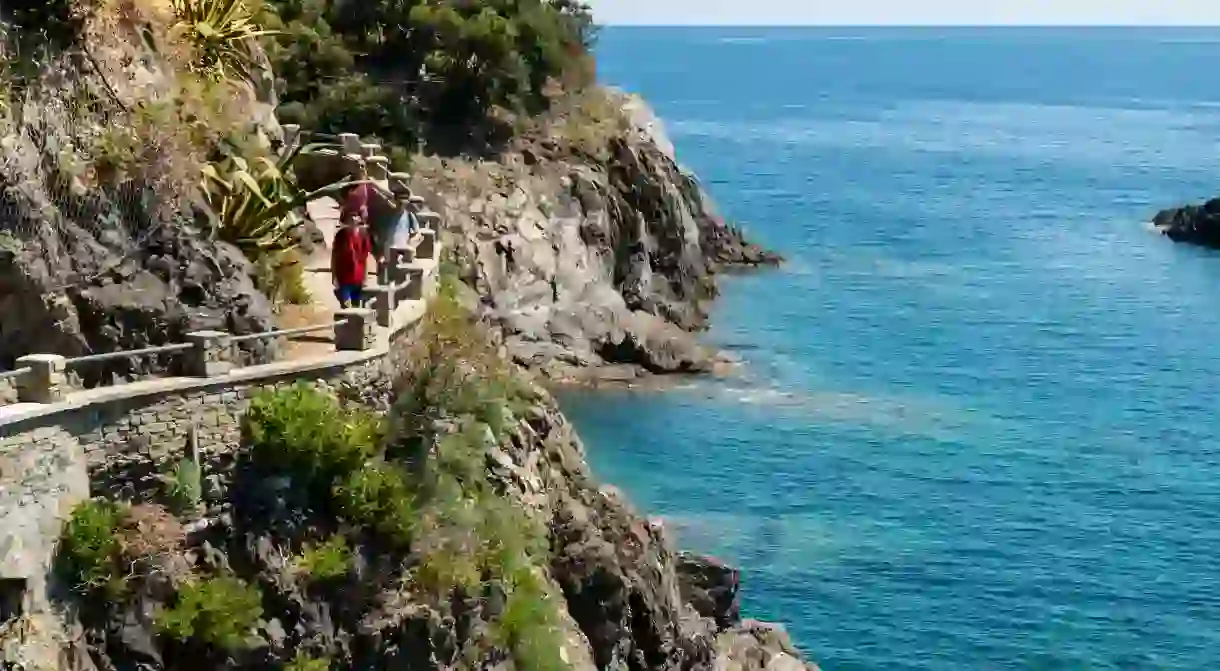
xmin=0 ymin=5 xmax=813 ymax=662
xmin=412 ymin=90 xmax=780 ymax=388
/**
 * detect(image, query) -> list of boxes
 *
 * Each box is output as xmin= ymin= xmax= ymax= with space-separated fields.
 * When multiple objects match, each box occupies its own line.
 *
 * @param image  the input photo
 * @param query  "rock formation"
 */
xmin=1152 ymin=197 xmax=1220 ymax=248
xmin=40 ymin=380 xmax=817 ymax=671
xmin=413 ymin=92 xmax=779 ymax=385
xmin=0 ymin=8 xmax=282 ymax=383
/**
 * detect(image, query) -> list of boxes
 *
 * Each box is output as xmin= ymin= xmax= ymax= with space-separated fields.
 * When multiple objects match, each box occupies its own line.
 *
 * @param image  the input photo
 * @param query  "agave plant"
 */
xmin=171 ymin=0 xmax=277 ymax=83
xmin=199 ymin=141 xmax=359 ymax=259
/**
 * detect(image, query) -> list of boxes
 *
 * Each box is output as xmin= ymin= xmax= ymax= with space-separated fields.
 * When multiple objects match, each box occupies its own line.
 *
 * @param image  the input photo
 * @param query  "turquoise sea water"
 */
xmin=557 ymin=27 xmax=1220 ymax=670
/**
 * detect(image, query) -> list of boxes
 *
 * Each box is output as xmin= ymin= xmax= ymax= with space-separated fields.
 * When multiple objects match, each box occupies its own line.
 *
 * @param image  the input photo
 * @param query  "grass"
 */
xmin=245 ymin=383 xmax=383 ymax=487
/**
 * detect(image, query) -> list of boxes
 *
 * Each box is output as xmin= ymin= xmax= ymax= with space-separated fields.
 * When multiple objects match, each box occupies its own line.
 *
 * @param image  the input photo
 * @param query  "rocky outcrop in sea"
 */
xmin=1152 ymin=197 xmax=1220 ymax=248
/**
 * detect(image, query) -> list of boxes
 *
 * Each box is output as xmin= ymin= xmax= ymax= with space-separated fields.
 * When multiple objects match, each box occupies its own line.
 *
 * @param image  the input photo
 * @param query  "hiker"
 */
xmin=332 ymin=208 xmax=372 ymax=308
xmin=386 ymin=179 xmax=419 ymax=251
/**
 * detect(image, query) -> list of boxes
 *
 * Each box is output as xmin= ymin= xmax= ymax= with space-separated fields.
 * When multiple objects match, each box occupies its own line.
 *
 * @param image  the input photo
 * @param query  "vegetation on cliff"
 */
xmin=53 ymin=279 xmax=575 ymax=668
xmin=257 ymin=0 xmax=597 ymax=159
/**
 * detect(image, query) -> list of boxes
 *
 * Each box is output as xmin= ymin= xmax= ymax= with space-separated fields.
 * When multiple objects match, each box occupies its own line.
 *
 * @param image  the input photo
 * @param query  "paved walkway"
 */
xmin=278 ymin=194 xmax=434 ymax=360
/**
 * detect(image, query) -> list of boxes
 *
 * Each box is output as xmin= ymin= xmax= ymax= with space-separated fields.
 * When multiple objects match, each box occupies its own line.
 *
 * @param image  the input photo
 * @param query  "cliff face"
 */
xmin=412 ymin=91 xmax=778 ymax=385
xmin=2 ymin=14 xmax=812 ymax=668
xmin=0 ymin=7 xmax=282 ymax=379
xmin=45 ymin=367 xmax=816 ymax=671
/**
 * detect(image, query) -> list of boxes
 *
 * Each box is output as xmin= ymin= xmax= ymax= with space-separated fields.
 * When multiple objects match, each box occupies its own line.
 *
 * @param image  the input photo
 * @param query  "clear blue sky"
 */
xmin=586 ymin=0 xmax=1220 ymax=26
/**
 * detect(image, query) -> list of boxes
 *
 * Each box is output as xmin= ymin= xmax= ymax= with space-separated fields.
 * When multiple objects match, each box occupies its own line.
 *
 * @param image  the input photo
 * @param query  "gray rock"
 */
xmin=412 ymin=93 xmax=780 ymax=382
xmin=676 ymin=553 xmax=742 ymax=631
xmin=1152 ymin=197 xmax=1220 ymax=248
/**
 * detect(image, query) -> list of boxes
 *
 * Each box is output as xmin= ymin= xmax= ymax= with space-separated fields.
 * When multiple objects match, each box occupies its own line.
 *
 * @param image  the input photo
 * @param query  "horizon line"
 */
xmin=594 ymin=23 xmax=1220 ymax=28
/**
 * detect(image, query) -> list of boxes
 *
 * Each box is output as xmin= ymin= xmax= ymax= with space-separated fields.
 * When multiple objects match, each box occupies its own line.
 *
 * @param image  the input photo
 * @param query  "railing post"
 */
xmin=416 ymin=228 xmax=437 ymax=261
xmin=402 ymin=266 xmax=425 ymax=300
xmin=335 ymin=308 xmax=375 ymax=351
xmin=339 ymin=132 xmax=361 ymax=155
xmin=342 ymin=153 xmax=364 ymax=179
xmin=361 ymin=143 xmax=382 ymax=159
xmin=367 ymin=156 xmax=389 ymax=182
xmin=388 ymin=245 xmax=415 ymax=283
xmin=366 ymin=287 xmax=395 ymax=328
xmin=185 ymin=331 xmax=233 ymax=378
xmin=15 ymin=354 xmax=66 ymax=404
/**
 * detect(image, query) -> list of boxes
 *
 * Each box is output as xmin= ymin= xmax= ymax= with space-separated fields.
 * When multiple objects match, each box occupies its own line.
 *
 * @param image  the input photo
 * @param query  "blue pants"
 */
xmin=335 ymin=284 xmax=364 ymax=307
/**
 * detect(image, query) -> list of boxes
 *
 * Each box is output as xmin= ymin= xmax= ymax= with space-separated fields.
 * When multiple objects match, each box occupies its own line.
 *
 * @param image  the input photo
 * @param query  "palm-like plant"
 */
xmin=199 ymin=140 xmax=358 ymax=258
xmin=171 ymin=0 xmax=277 ymax=82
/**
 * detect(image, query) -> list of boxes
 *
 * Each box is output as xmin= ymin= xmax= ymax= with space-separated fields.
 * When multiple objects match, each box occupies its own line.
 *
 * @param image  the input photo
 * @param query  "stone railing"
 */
xmin=0 ymin=131 xmax=446 ymax=626
xmin=0 ymin=129 xmax=443 ymax=406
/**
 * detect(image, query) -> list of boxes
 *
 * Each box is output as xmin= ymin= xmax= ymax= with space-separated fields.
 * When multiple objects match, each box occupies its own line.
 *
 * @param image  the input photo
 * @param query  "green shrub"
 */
xmin=492 ymin=565 xmax=567 ymax=671
xmin=58 ymin=500 xmax=126 ymax=596
xmin=164 ymin=458 xmax=204 ymax=516
xmin=295 ymin=536 xmax=353 ymax=582
xmin=245 ymin=383 xmax=382 ymax=486
xmin=284 ymin=651 xmax=330 ymax=671
xmin=332 ymin=462 xmax=418 ymax=549
xmin=156 ymin=575 xmax=264 ymax=652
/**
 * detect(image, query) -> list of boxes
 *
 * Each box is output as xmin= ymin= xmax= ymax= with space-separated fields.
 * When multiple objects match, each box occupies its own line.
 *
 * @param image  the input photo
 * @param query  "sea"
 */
xmin=556 ymin=26 xmax=1220 ymax=670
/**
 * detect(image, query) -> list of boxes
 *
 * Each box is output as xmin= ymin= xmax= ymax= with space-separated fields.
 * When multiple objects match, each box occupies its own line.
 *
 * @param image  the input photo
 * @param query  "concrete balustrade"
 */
xmin=367 ymin=156 xmax=390 ymax=181
xmin=334 ymin=308 xmax=377 ymax=351
xmin=185 ymin=331 xmax=234 ymax=378
xmin=339 ymin=132 xmax=361 ymax=155
xmin=400 ymin=265 xmax=425 ymax=300
xmin=15 ymin=355 xmax=66 ymax=404
xmin=417 ymin=228 xmax=437 ymax=261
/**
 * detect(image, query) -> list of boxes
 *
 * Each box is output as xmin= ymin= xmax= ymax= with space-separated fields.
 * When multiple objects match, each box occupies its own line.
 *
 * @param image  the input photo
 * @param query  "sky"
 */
xmin=585 ymin=0 xmax=1220 ymax=26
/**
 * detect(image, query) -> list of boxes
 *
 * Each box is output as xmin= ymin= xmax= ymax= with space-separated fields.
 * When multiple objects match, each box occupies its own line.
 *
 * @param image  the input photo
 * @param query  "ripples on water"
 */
xmin=557 ymin=27 xmax=1220 ymax=670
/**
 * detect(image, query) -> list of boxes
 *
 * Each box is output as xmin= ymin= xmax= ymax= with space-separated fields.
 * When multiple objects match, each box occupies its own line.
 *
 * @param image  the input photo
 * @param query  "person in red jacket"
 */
xmin=331 ymin=209 xmax=372 ymax=308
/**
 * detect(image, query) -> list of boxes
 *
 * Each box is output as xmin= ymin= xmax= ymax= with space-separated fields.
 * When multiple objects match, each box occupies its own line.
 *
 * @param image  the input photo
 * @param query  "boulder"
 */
xmin=1153 ymin=197 xmax=1220 ymax=248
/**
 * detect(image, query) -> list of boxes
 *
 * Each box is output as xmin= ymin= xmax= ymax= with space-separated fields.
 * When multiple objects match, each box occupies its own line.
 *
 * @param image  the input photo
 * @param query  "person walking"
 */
xmin=331 ymin=210 xmax=372 ymax=308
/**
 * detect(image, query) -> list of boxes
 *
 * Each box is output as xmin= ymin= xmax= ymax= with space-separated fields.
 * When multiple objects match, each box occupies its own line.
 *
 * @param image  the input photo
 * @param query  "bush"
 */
xmin=156 ymin=575 xmax=264 ymax=651
xmin=170 ymin=0 xmax=274 ymax=82
xmin=493 ymin=565 xmax=567 ymax=671
xmin=245 ymin=383 xmax=382 ymax=486
xmin=294 ymin=536 xmax=353 ymax=582
xmin=163 ymin=458 xmax=204 ymax=516
xmin=58 ymin=500 xmax=126 ymax=596
xmin=254 ymin=249 xmax=312 ymax=307
xmin=332 ymin=462 xmax=418 ymax=549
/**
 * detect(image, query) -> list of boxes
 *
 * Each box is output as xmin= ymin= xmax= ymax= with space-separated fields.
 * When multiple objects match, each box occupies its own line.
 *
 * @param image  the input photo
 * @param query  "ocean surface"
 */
xmin=557 ymin=27 xmax=1220 ymax=670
